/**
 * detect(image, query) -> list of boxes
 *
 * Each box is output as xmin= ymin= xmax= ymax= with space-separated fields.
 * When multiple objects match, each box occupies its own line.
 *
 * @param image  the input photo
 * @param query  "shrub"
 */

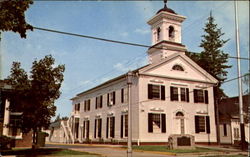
xmin=0 ymin=135 xmax=13 ymax=150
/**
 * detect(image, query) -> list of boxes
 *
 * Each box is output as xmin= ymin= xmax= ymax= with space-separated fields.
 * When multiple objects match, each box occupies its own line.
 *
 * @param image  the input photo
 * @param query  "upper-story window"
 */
xmin=107 ymin=91 xmax=116 ymax=106
xmin=148 ymin=84 xmax=165 ymax=100
xmin=121 ymin=88 xmax=128 ymax=104
xmin=84 ymin=99 xmax=91 ymax=111
xmin=157 ymin=27 xmax=161 ymax=41
xmin=193 ymin=89 xmax=208 ymax=104
xmin=172 ymin=64 xmax=184 ymax=71
xmin=75 ymin=103 xmax=80 ymax=112
xmin=95 ymin=95 xmax=103 ymax=109
xmin=170 ymin=86 xmax=189 ymax=102
xmin=169 ymin=26 xmax=175 ymax=40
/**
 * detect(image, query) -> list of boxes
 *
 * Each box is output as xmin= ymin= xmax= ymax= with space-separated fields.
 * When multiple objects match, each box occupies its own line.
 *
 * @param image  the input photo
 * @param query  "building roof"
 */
xmin=71 ymin=64 xmax=150 ymax=100
xmin=219 ymin=94 xmax=249 ymax=121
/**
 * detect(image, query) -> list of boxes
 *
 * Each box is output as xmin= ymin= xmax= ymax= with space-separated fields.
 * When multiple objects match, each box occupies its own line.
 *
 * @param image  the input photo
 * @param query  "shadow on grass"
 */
xmin=1 ymin=148 xmax=98 ymax=156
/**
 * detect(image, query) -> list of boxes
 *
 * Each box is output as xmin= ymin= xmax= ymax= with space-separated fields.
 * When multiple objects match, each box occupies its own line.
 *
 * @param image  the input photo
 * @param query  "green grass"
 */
xmin=130 ymin=145 xmax=221 ymax=153
xmin=0 ymin=148 xmax=100 ymax=156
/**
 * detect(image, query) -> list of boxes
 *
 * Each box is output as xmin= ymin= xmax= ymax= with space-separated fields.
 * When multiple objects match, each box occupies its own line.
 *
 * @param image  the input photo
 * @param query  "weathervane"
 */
xmin=164 ymin=0 xmax=167 ymax=8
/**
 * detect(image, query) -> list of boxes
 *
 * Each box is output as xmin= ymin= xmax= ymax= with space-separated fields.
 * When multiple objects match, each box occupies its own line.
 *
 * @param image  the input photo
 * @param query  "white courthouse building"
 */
xmin=70 ymin=4 xmax=218 ymax=145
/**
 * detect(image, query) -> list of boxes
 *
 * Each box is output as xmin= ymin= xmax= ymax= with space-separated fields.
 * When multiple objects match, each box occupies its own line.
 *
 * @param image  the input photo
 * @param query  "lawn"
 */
xmin=0 ymin=148 xmax=100 ymax=156
xmin=130 ymin=145 xmax=221 ymax=153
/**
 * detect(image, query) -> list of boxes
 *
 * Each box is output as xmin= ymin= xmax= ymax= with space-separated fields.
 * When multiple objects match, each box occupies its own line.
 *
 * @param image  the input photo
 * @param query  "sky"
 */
xmin=1 ymin=1 xmax=249 ymax=118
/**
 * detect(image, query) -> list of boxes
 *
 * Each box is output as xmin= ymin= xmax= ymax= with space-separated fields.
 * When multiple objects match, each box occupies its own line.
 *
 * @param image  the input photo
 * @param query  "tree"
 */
xmin=187 ymin=12 xmax=231 ymax=145
xmin=7 ymin=55 xmax=65 ymax=144
xmin=0 ymin=0 xmax=33 ymax=38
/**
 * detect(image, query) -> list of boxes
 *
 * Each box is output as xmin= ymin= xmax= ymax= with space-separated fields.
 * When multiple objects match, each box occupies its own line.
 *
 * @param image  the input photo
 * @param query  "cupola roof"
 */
xmin=156 ymin=0 xmax=176 ymax=14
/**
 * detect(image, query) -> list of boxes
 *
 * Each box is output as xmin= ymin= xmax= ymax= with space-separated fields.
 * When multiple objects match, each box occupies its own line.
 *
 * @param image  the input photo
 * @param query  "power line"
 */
xmin=33 ymin=26 xmax=250 ymax=61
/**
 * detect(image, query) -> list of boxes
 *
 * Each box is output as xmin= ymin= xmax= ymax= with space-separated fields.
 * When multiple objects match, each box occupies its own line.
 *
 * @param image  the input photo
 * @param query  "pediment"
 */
xmin=139 ymin=53 xmax=218 ymax=84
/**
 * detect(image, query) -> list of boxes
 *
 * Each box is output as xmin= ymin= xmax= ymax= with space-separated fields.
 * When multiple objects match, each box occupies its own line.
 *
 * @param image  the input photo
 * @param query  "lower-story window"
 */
xmin=195 ymin=115 xmax=210 ymax=134
xmin=120 ymin=114 xmax=128 ymax=138
xmin=83 ymin=120 xmax=90 ymax=139
xmin=106 ymin=116 xmax=115 ymax=138
xmin=148 ymin=113 xmax=166 ymax=133
xmin=94 ymin=118 xmax=102 ymax=138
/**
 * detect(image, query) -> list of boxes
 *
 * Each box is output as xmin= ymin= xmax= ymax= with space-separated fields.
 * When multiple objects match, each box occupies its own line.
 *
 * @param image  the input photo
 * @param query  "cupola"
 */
xmin=147 ymin=0 xmax=187 ymax=64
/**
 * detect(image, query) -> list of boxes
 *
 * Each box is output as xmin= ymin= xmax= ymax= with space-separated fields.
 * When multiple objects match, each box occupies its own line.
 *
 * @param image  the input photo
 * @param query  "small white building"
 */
xmin=70 ymin=4 xmax=218 ymax=145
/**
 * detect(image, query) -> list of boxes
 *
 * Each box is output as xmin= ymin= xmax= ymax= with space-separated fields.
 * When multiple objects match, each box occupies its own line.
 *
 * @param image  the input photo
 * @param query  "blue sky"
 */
xmin=1 ymin=1 xmax=249 ymax=117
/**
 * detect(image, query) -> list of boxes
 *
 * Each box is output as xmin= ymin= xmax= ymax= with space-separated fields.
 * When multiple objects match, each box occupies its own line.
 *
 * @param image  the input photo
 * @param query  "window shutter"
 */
xmin=94 ymin=119 xmax=97 ymax=138
xmin=194 ymin=89 xmax=198 ymax=103
xmin=113 ymin=91 xmax=116 ymax=105
xmin=86 ymin=121 xmax=89 ymax=139
xmin=170 ymin=87 xmax=174 ymax=101
xmin=195 ymin=116 xmax=199 ymax=133
xmin=186 ymin=88 xmax=189 ymax=102
xmin=112 ymin=117 xmax=115 ymax=138
xmin=99 ymin=119 xmax=102 ymax=138
xmin=161 ymin=114 xmax=166 ymax=133
xmin=95 ymin=97 xmax=97 ymax=109
xmin=107 ymin=93 xmax=109 ymax=106
xmin=206 ymin=116 xmax=210 ymax=134
xmin=205 ymin=90 xmax=209 ymax=104
xmin=89 ymin=100 xmax=91 ymax=110
xmin=161 ymin=86 xmax=165 ymax=100
xmin=121 ymin=115 xmax=123 ymax=138
xmin=100 ymin=96 xmax=103 ymax=108
xmin=148 ymin=84 xmax=153 ymax=99
xmin=106 ymin=118 xmax=109 ymax=138
xmin=148 ymin=113 xmax=153 ymax=133
xmin=121 ymin=89 xmax=124 ymax=103
xmin=83 ymin=121 xmax=85 ymax=138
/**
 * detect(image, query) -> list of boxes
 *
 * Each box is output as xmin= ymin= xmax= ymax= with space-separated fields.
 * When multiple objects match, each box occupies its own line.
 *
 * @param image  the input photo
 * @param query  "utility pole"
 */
xmin=234 ymin=0 xmax=246 ymax=151
xmin=127 ymin=71 xmax=133 ymax=157
xmin=0 ymin=31 xmax=2 ymax=80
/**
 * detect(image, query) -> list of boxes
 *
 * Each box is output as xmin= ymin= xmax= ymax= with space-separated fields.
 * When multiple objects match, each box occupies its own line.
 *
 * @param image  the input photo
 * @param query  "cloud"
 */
xmin=113 ymin=55 xmax=148 ymax=73
xmin=120 ymin=32 xmax=129 ymax=37
xmin=135 ymin=28 xmax=150 ymax=35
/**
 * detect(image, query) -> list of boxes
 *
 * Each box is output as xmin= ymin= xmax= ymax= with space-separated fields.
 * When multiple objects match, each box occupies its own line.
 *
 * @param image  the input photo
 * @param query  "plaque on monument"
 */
xmin=177 ymin=136 xmax=191 ymax=146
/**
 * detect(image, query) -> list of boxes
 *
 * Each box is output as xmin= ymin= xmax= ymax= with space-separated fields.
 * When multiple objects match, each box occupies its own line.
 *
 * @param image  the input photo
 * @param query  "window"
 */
xmin=148 ymin=84 xmax=165 ymax=100
xmin=157 ymin=27 xmax=161 ymax=41
xmin=148 ymin=113 xmax=166 ymax=133
xmin=234 ymin=128 xmax=240 ymax=139
xmin=170 ymin=87 xmax=189 ymax=102
xmin=95 ymin=96 xmax=103 ymax=109
xmin=121 ymin=88 xmax=128 ymax=103
xmin=194 ymin=89 xmax=208 ymax=104
xmin=195 ymin=116 xmax=210 ymax=134
xmin=107 ymin=91 xmax=116 ymax=106
xmin=83 ymin=120 xmax=90 ymax=139
xmin=223 ymin=124 xmax=227 ymax=136
xmin=172 ymin=65 xmax=184 ymax=71
xmin=169 ymin=26 xmax=175 ymax=39
xmin=94 ymin=118 xmax=102 ymax=138
xmin=121 ymin=114 xmax=128 ymax=138
xmin=8 ymin=115 xmax=22 ymax=137
xmin=75 ymin=103 xmax=80 ymax=112
xmin=74 ymin=118 xmax=79 ymax=139
xmin=84 ymin=99 xmax=91 ymax=111
xmin=106 ymin=116 xmax=115 ymax=138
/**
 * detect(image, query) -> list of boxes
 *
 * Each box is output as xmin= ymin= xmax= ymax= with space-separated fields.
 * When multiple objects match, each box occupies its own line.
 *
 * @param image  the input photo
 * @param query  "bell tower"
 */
xmin=147 ymin=0 xmax=187 ymax=64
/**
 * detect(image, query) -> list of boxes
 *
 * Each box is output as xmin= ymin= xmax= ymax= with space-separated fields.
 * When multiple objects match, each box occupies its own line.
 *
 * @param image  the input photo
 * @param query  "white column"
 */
xmin=3 ymin=99 xmax=10 ymax=136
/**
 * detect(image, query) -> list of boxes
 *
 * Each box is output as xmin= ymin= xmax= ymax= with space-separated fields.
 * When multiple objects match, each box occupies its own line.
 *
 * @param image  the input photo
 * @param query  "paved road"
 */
xmin=46 ymin=144 xmax=175 ymax=157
